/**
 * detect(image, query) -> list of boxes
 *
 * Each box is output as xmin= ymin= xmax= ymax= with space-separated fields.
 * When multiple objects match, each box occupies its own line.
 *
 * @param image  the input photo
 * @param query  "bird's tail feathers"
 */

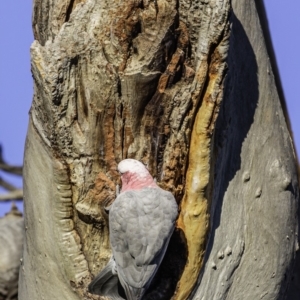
xmin=119 ymin=274 xmax=145 ymax=300
xmin=88 ymin=257 xmax=124 ymax=300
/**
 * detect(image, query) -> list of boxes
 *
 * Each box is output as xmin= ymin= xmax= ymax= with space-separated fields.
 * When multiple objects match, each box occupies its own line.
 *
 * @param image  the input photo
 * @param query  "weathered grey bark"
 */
xmin=20 ymin=0 xmax=299 ymax=299
xmin=0 ymin=206 xmax=23 ymax=300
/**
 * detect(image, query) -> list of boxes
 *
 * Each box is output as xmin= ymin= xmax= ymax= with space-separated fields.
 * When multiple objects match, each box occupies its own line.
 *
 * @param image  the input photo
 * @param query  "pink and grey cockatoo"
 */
xmin=88 ymin=159 xmax=178 ymax=300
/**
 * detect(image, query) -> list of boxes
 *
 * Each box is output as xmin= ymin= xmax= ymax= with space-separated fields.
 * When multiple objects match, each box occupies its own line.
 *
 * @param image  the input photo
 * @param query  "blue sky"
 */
xmin=0 ymin=1 xmax=299 ymax=216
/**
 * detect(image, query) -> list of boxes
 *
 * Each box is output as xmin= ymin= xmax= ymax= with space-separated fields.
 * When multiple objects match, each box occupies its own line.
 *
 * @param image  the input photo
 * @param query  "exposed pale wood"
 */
xmin=175 ymin=13 xmax=230 ymax=300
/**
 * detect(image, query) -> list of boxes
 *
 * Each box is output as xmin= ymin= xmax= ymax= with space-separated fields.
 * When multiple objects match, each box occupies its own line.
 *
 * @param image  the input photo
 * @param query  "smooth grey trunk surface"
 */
xmin=192 ymin=0 xmax=299 ymax=299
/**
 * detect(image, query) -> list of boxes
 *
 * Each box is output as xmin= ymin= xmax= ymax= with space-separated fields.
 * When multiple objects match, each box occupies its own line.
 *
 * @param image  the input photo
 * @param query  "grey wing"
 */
xmin=109 ymin=188 xmax=178 ymax=299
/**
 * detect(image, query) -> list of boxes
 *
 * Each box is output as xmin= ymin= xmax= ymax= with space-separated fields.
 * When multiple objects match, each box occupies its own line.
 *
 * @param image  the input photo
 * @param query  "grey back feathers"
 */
xmin=88 ymin=187 xmax=178 ymax=300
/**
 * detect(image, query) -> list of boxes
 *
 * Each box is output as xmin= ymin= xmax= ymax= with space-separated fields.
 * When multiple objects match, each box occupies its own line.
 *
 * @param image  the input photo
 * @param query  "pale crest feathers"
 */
xmin=117 ymin=159 xmax=149 ymax=177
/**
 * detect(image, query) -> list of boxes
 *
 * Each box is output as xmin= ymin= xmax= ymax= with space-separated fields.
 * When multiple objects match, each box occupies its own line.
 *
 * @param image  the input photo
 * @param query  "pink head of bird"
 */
xmin=117 ymin=159 xmax=158 ymax=192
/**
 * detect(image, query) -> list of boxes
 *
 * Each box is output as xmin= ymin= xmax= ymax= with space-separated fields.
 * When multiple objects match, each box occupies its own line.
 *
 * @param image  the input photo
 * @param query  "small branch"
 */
xmin=0 ymin=163 xmax=23 ymax=176
xmin=0 ymin=189 xmax=23 ymax=202
xmin=0 ymin=144 xmax=23 ymax=175
xmin=0 ymin=176 xmax=18 ymax=191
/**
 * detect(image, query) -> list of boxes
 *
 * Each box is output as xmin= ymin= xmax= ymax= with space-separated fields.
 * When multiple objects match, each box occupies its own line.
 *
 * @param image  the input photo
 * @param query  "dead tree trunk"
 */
xmin=19 ymin=0 xmax=299 ymax=299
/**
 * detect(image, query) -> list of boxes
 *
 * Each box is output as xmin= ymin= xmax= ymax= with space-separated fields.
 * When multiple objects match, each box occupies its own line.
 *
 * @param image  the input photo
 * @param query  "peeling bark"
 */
xmin=20 ymin=0 xmax=299 ymax=299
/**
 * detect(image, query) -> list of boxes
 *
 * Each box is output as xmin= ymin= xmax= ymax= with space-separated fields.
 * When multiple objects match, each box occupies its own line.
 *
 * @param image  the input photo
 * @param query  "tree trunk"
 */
xmin=20 ymin=0 xmax=299 ymax=299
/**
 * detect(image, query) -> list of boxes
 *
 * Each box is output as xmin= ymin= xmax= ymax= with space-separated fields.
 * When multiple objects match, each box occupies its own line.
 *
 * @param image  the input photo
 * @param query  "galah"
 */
xmin=88 ymin=159 xmax=178 ymax=300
